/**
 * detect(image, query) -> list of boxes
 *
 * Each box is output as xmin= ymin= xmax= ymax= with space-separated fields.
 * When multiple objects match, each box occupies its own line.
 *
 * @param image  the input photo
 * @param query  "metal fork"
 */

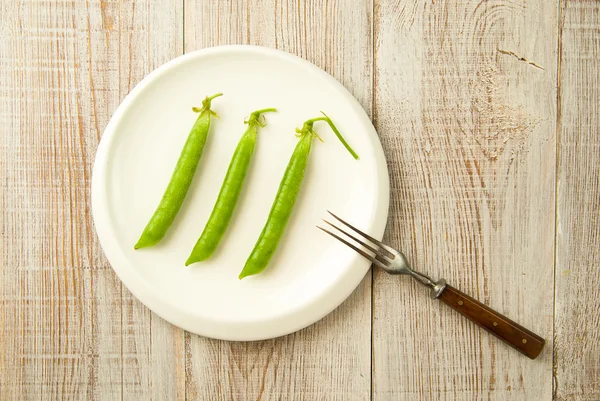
xmin=318 ymin=211 xmax=546 ymax=359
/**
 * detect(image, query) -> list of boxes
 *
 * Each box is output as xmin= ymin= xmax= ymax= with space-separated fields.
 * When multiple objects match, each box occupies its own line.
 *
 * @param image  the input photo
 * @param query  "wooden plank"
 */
xmin=182 ymin=1 xmax=373 ymax=400
xmin=554 ymin=1 xmax=600 ymax=400
xmin=0 ymin=1 xmax=121 ymax=398
xmin=372 ymin=1 xmax=557 ymax=400
xmin=0 ymin=1 xmax=182 ymax=399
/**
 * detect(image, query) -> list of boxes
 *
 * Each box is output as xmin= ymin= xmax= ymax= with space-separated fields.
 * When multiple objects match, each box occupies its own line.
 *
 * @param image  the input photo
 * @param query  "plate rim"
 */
xmin=91 ymin=44 xmax=390 ymax=341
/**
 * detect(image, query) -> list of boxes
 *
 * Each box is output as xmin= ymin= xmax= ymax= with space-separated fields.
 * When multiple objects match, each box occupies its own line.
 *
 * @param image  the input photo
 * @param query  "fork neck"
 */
xmin=408 ymin=270 xmax=447 ymax=299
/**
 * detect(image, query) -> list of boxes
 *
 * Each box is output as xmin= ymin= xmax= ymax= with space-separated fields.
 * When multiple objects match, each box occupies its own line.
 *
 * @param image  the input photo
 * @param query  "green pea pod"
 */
xmin=135 ymin=93 xmax=222 ymax=249
xmin=185 ymin=108 xmax=277 ymax=265
xmin=239 ymin=113 xmax=358 ymax=279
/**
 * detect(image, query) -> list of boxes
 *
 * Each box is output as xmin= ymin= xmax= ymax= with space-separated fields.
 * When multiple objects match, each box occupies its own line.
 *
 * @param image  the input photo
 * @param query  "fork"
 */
xmin=318 ymin=211 xmax=546 ymax=359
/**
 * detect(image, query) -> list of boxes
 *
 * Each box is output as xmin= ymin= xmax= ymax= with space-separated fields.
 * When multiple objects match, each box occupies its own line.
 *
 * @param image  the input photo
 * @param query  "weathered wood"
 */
xmin=0 ymin=1 xmax=182 ymax=400
xmin=182 ymin=1 xmax=373 ymax=400
xmin=372 ymin=0 xmax=557 ymax=399
xmin=554 ymin=1 xmax=600 ymax=400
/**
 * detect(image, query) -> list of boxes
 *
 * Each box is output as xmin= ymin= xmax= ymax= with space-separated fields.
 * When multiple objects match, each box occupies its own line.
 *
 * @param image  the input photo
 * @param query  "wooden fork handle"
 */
xmin=437 ymin=285 xmax=545 ymax=359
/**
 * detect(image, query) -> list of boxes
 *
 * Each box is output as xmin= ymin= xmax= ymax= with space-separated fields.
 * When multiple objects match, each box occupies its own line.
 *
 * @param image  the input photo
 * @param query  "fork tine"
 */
xmin=327 ymin=210 xmax=396 ymax=256
xmin=323 ymin=220 xmax=392 ymax=261
xmin=317 ymin=226 xmax=390 ymax=270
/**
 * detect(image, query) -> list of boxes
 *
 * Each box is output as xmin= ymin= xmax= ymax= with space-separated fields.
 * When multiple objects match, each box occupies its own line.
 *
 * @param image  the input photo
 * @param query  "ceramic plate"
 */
xmin=92 ymin=45 xmax=389 ymax=340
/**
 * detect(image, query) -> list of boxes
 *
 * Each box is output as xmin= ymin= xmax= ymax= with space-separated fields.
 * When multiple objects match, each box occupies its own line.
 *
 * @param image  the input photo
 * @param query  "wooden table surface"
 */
xmin=1 ymin=0 xmax=598 ymax=400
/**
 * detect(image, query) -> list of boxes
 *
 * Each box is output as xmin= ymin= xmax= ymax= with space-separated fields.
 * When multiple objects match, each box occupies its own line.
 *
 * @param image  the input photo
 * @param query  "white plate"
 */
xmin=92 ymin=45 xmax=389 ymax=341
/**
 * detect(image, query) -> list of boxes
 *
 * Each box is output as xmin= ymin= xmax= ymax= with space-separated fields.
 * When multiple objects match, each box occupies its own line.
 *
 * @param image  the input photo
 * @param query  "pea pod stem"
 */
xmin=249 ymin=108 xmax=278 ymax=118
xmin=191 ymin=93 xmax=223 ymax=120
xmin=185 ymin=108 xmax=277 ymax=265
xmin=295 ymin=114 xmax=359 ymax=159
xmin=239 ymin=113 xmax=358 ymax=279
xmin=319 ymin=111 xmax=359 ymax=160
xmin=134 ymin=93 xmax=222 ymax=250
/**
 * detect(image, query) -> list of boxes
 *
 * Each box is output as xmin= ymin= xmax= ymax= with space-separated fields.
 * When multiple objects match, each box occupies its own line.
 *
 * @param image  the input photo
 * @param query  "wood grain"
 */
xmin=554 ymin=1 xmax=600 ymax=400
xmin=182 ymin=1 xmax=373 ymax=400
xmin=372 ymin=0 xmax=557 ymax=399
xmin=0 ymin=1 xmax=182 ymax=400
